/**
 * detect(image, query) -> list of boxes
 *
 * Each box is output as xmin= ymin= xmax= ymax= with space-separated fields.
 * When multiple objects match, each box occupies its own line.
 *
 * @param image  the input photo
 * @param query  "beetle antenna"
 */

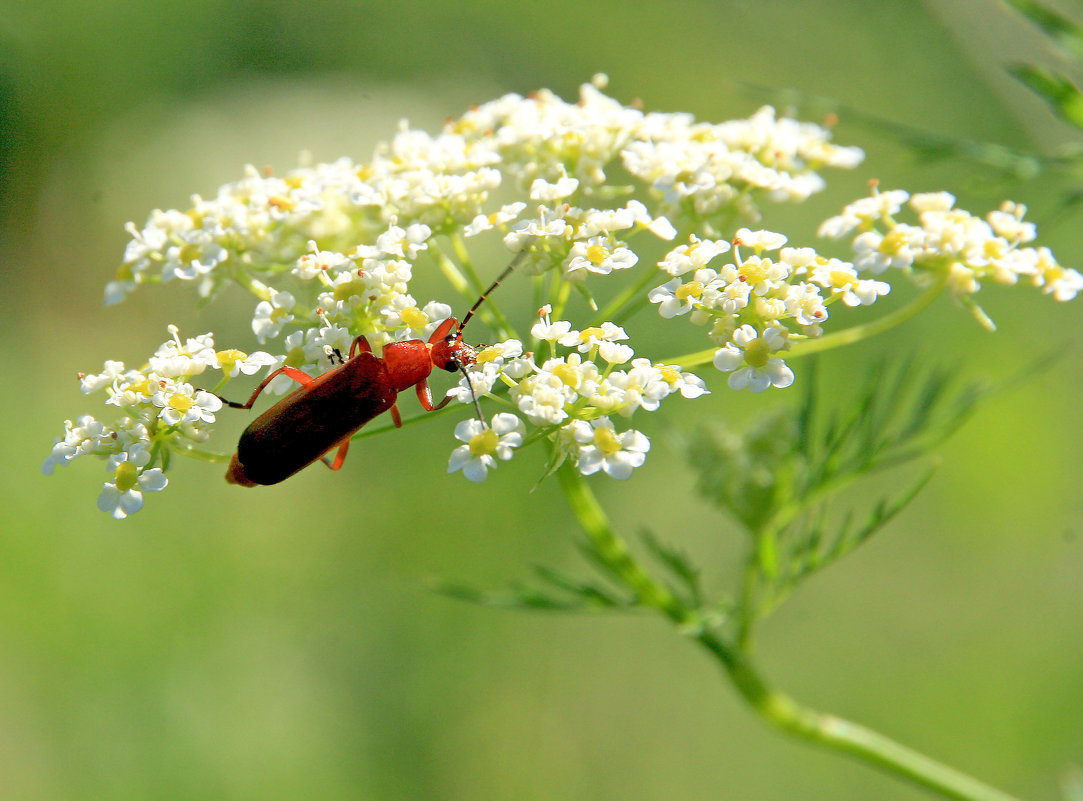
xmin=458 ymin=363 xmax=486 ymax=426
xmin=456 ymin=246 xmax=531 ymax=335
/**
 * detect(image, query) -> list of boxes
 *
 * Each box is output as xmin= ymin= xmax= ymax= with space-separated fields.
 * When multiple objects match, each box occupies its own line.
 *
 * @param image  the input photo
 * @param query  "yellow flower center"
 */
xmin=401 ymin=307 xmax=429 ymax=329
xmin=983 ymin=239 xmax=1007 ymax=261
xmin=578 ymin=326 xmax=605 ymax=343
xmin=475 ymin=346 xmax=502 ymax=364
xmin=553 ymin=363 xmax=581 ymax=388
xmin=743 ymin=336 xmax=771 ymax=369
xmin=333 ymin=279 xmax=366 ymax=302
xmin=169 ymin=394 xmax=194 ymax=412
xmin=676 ymin=281 xmax=704 ymax=301
xmin=114 ymin=460 xmax=139 ymax=492
xmin=659 ymin=365 xmax=681 ymax=384
xmin=469 ymin=429 xmax=499 ymax=456
xmin=268 ymin=195 xmax=295 ymax=211
xmin=829 ymin=270 xmax=854 ymax=289
xmin=586 ymin=244 xmax=610 ymax=265
xmin=129 ymin=379 xmax=157 ymax=397
xmin=880 ymin=229 xmax=908 ymax=254
xmin=216 ymin=349 xmax=247 ymax=371
xmin=593 ymin=426 xmax=623 ymax=455
xmin=740 ymin=259 xmax=770 ymax=284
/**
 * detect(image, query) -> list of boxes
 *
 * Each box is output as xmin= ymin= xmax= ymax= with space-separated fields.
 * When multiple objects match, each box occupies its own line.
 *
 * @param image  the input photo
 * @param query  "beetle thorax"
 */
xmin=380 ymin=339 xmax=437 ymax=392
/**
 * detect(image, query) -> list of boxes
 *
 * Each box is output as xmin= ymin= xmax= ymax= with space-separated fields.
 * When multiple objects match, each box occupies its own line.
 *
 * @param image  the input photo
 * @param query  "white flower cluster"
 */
xmin=447 ymin=307 xmax=708 ymax=481
xmin=647 ymin=228 xmax=891 ymax=392
xmin=819 ymin=189 xmax=1083 ymax=315
xmin=49 ymin=78 xmax=1078 ymax=517
xmin=44 ymin=326 xmax=274 ymax=517
xmin=109 ymin=76 xmax=861 ymax=309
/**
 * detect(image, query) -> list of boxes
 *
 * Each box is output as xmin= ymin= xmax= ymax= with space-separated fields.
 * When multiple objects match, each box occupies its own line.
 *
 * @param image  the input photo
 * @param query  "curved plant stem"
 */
xmin=557 ymin=463 xmax=683 ymax=617
xmin=556 ymin=465 xmax=1023 ymax=801
xmin=787 ymin=275 xmax=947 ymax=359
xmin=698 ymin=636 xmax=1023 ymax=801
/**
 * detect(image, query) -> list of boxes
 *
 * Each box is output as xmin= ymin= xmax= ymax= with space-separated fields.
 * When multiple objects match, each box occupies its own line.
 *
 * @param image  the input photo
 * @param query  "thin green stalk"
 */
xmin=699 ymin=635 xmax=1023 ymax=801
xmin=591 ymin=266 xmax=663 ymax=327
xmin=787 ymin=275 xmax=947 ymax=358
xmin=556 ymin=464 xmax=684 ymax=618
xmin=556 ymin=465 xmax=1025 ymax=801
xmin=433 ymin=238 xmax=514 ymax=338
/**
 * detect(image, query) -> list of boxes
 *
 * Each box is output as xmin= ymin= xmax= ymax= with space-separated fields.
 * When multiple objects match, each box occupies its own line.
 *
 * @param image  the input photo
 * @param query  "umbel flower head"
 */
xmin=46 ymin=76 xmax=1079 ymax=517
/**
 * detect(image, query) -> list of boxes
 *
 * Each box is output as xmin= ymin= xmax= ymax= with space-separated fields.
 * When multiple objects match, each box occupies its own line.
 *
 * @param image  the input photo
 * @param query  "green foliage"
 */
xmin=1007 ymin=0 xmax=1083 ymax=130
xmin=1005 ymin=0 xmax=1083 ymax=60
xmin=445 ymin=358 xmax=987 ymax=638
xmin=1010 ymin=64 xmax=1083 ymax=129
xmin=686 ymin=358 xmax=986 ymax=628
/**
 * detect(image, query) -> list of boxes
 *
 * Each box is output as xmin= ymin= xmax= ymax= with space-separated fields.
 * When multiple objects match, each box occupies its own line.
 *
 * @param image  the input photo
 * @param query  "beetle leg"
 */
xmin=320 ymin=438 xmax=351 ymax=471
xmin=217 ymin=366 xmax=313 ymax=409
xmin=415 ymin=379 xmax=455 ymax=412
xmin=389 ymin=403 xmax=403 ymax=427
xmin=348 ymin=335 xmax=373 ymax=359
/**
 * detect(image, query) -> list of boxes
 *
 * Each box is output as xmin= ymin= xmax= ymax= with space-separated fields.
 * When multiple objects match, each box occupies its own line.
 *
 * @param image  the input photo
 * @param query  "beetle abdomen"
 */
xmin=232 ymin=354 xmax=397 ymax=486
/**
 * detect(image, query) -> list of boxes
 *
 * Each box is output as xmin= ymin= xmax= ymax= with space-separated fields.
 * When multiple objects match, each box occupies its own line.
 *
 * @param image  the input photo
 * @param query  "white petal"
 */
xmin=713 ymin=346 xmax=743 ymax=372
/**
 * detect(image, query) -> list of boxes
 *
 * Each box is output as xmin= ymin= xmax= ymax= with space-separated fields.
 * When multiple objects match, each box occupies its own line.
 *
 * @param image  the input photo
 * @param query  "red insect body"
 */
xmin=222 ymin=317 xmax=477 ymax=487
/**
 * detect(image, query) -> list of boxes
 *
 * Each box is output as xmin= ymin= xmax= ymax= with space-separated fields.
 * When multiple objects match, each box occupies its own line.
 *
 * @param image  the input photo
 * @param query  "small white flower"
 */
xmin=97 ymin=445 xmax=168 ymax=519
xmin=215 ymin=349 xmax=278 ymax=378
xmin=986 ymin=201 xmax=1036 ymax=243
xmin=42 ymin=415 xmax=118 ymax=474
xmin=909 ymin=191 xmax=955 ymax=213
xmin=819 ymin=189 xmax=911 ymax=238
xmin=149 ymin=326 xmax=218 ymax=378
xmin=563 ymin=322 xmax=629 ymax=354
xmin=648 ymin=270 xmax=718 ymax=318
xmin=712 ymin=324 xmax=794 ymax=392
xmin=294 ymin=245 xmax=355 ymax=280
xmin=448 ymin=413 xmax=525 ymax=482
xmin=735 ymin=227 xmax=787 ymax=252
xmin=598 ymin=341 xmax=634 ymax=364
xmin=451 ymin=340 xmax=526 ymax=403
xmin=531 ymin=306 xmax=574 ymax=342
xmin=252 ymin=290 xmax=297 ymax=341
xmin=504 ymin=206 xmax=570 ymax=250
xmin=566 ymin=418 xmax=650 ymax=479
xmin=464 ymin=202 xmax=527 ymax=237
xmin=515 ymin=382 xmax=571 ymax=425
xmin=1032 ymin=247 xmax=1083 ymax=301
xmin=656 ymin=363 xmax=709 ymax=399
xmin=564 ymin=237 xmax=638 ymax=277
xmin=809 ymin=259 xmax=891 ymax=307
xmin=657 ymin=236 xmax=730 ymax=277
xmin=376 ymin=223 xmax=432 ymax=260
xmin=529 ymin=174 xmax=580 ymax=202
xmin=152 ymin=382 xmax=224 ymax=425
xmin=852 ymin=226 xmax=922 ymax=273
xmin=79 ymin=361 xmax=128 ymax=394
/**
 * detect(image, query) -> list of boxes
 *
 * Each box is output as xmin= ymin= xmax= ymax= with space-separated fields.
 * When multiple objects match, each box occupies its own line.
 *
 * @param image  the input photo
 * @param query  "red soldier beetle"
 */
xmin=218 ymin=255 xmax=521 ymax=487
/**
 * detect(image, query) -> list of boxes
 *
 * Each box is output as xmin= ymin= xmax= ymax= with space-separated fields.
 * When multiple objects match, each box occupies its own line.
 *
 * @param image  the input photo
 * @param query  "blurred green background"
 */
xmin=4 ymin=0 xmax=1082 ymax=798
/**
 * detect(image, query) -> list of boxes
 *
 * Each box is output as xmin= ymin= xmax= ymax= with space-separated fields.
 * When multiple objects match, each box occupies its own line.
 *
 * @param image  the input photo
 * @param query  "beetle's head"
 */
xmin=431 ymin=334 xmax=478 ymax=373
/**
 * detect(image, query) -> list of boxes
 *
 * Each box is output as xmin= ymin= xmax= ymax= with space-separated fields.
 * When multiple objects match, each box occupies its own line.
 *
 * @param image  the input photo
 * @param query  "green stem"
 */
xmin=556 ymin=465 xmax=1024 ymax=801
xmin=698 ymin=635 xmax=1023 ymax=801
xmin=591 ymin=266 xmax=662 ymax=326
xmin=556 ymin=464 xmax=684 ymax=618
xmin=788 ymin=275 xmax=947 ymax=359
xmin=231 ymin=268 xmax=274 ymax=302
xmin=173 ymin=444 xmax=232 ymax=464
